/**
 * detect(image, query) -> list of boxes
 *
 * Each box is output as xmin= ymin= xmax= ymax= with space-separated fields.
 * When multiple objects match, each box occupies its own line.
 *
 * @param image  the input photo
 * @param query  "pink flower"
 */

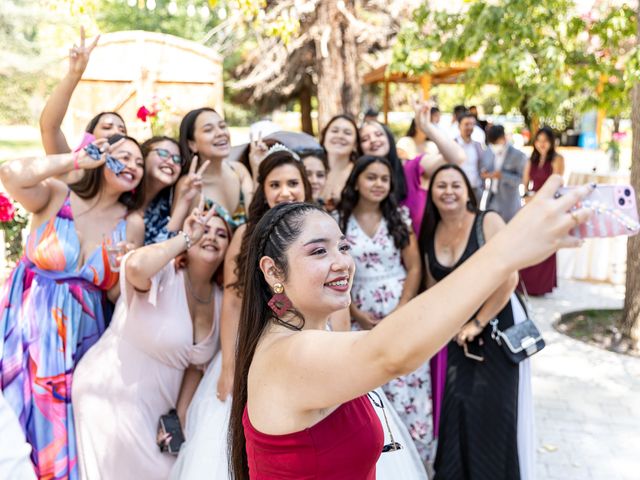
xmin=0 ymin=193 xmax=15 ymax=222
xmin=612 ymin=132 xmax=627 ymax=142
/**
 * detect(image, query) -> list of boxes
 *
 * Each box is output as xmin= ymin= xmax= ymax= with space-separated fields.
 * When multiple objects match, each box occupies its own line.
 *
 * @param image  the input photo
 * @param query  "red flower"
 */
xmin=0 ymin=193 xmax=16 ymax=222
xmin=137 ymin=106 xmax=157 ymax=122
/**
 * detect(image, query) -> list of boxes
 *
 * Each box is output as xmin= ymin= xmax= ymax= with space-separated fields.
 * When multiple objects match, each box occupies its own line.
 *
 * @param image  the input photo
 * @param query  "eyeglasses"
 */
xmin=367 ymin=391 xmax=402 ymax=453
xmin=152 ymin=148 xmax=182 ymax=165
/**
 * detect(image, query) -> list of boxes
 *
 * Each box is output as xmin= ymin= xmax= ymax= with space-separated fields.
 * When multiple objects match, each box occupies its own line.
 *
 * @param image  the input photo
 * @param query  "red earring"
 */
xmin=268 ymin=283 xmax=291 ymax=317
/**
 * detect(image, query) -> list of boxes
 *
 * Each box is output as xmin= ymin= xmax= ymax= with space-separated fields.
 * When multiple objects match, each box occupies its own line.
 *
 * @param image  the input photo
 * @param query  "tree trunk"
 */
xmin=299 ymin=75 xmax=314 ymax=136
xmin=314 ymin=0 xmax=361 ymax=131
xmin=621 ymin=6 xmax=640 ymax=348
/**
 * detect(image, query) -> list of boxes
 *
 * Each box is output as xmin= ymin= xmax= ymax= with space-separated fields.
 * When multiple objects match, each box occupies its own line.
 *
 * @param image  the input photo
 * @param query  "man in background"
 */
xmin=480 ymin=124 xmax=527 ymax=222
xmin=455 ymin=112 xmax=485 ymax=201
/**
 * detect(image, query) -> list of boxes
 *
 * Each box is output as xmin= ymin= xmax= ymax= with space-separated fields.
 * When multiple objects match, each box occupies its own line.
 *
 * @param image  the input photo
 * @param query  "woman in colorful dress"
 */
xmin=520 ymin=127 xmax=565 ymax=295
xmin=73 ymin=206 xmax=230 ymax=479
xmin=176 ymin=108 xmax=254 ymax=230
xmin=334 ymin=156 xmax=434 ymax=466
xmin=0 ymin=137 xmax=145 ymax=479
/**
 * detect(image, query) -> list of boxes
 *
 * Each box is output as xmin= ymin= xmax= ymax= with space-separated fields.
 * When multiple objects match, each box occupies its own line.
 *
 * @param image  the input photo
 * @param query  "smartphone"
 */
xmin=105 ymin=134 xmax=126 ymax=175
xmin=158 ymin=412 xmax=185 ymax=455
xmin=557 ymin=184 xmax=640 ymax=238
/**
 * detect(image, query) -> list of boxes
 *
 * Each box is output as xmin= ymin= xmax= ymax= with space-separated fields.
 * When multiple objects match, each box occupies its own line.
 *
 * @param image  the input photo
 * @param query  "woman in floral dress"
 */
xmin=334 ymin=155 xmax=435 ymax=465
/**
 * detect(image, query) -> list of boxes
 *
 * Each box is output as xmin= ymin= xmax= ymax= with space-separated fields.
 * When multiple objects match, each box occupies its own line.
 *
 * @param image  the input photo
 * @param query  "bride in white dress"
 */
xmin=171 ymin=355 xmax=429 ymax=480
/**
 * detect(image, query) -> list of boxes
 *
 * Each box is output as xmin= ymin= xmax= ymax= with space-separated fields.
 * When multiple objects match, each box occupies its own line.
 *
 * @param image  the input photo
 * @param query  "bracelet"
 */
xmin=178 ymin=230 xmax=192 ymax=250
xmin=472 ymin=317 xmax=483 ymax=329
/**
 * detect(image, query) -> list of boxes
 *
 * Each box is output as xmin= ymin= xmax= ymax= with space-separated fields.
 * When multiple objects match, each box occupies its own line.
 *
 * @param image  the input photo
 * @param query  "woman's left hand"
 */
xmin=455 ymin=321 xmax=484 ymax=346
xmin=182 ymin=197 xmax=216 ymax=245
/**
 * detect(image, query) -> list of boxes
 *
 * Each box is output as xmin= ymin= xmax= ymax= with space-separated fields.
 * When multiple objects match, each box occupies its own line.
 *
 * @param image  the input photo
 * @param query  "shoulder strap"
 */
xmin=475 ymin=211 xmax=487 ymax=247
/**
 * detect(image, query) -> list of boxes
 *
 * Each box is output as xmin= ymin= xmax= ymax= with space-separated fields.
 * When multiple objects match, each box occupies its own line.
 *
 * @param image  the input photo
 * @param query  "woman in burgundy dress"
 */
xmin=228 ymin=172 xmax=591 ymax=478
xmin=520 ymin=127 xmax=565 ymax=295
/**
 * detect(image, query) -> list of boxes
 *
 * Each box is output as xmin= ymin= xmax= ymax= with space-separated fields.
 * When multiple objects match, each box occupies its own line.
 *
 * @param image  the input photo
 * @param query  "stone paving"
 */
xmin=529 ymin=279 xmax=640 ymax=480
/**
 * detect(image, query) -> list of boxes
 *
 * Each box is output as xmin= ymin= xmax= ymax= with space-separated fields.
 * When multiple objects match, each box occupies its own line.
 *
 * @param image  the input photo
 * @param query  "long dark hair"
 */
xmin=336 ymin=156 xmax=410 ymax=251
xmin=229 ymin=202 xmax=326 ymax=480
xmin=85 ymin=111 xmax=127 ymax=135
xmin=319 ymin=114 xmax=362 ymax=163
xmin=360 ymin=120 xmax=408 ymax=202
xmin=417 ymin=164 xmax=478 ymax=267
xmin=178 ymin=107 xmax=220 ymax=174
xmin=69 ymin=135 xmax=145 ymax=211
xmin=230 ymin=149 xmax=312 ymax=295
xmin=531 ymin=126 xmax=557 ymax=167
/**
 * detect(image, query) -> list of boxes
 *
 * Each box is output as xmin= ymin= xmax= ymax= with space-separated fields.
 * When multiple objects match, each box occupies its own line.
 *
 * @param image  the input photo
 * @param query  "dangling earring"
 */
xmin=268 ymin=283 xmax=292 ymax=317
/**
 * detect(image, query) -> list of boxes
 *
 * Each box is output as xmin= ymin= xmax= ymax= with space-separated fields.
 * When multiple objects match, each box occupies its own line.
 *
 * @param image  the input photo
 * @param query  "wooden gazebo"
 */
xmin=62 ymin=31 xmax=223 ymax=140
xmin=362 ymin=61 xmax=478 ymax=123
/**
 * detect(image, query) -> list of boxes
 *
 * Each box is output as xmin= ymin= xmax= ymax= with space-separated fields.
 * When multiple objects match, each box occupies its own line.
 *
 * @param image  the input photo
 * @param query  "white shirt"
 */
xmin=0 ymin=393 xmax=36 ymax=479
xmin=490 ymin=144 xmax=508 ymax=193
xmin=456 ymin=136 xmax=481 ymax=188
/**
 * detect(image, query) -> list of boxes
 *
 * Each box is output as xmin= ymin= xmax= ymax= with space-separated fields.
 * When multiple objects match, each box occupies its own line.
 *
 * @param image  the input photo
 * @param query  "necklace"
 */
xmin=185 ymin=272 xmax=214 ymax=304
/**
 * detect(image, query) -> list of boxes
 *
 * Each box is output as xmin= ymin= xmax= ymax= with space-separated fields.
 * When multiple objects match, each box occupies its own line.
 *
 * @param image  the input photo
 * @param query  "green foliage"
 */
xmin=0 ymin=203 xmax=29 ymax=265
xmin=392 ymin=0 xmax=637 ymax=128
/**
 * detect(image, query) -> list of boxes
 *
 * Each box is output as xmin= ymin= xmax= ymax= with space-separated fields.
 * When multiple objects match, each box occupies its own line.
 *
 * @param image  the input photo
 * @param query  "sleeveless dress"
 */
xmin=0 ymin=192 xmax=122 ymax=480
xmin=72 ymin=254 xmax=221 ymax=480
xmin=428 ymin=213 xmax=520 ymax=480
xmin=243 ymin=395 xmax=383 ymax=479
xmin=519 ymin=159 xmax=557 ymax=295
xmin=341 ymin=208 xmax=434 ymax=464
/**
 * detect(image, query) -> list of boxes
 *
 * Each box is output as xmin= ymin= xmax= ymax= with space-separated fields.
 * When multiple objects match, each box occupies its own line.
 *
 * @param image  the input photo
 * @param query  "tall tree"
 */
xmin=622 ymin=4 xmax=640 ymax=348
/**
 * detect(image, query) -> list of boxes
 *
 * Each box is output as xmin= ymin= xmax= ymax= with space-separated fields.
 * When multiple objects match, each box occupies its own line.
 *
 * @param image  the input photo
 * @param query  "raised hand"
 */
xmin=75 ymin=137 xmax=125 ymax=170
xmin=68 ymin=26 xmax=100 ymax=79
xmin=175 ymin=155 xmax=210 ymax=207
xmin=249 ymin=131 xmax=269 ymax=173
xmin=182 ymin=196 xmax=216 ymax=245
xmin=412 ymin=96 xmax=434 ymax=134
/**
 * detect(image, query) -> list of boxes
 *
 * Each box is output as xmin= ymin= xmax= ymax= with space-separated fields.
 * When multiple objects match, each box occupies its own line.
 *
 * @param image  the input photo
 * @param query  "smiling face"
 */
xmin=430 ymin=168 xmax=470 ymax=214
xmin=188 ymin=111 xmax=231 ymax=160
xmin=356 ymin=160 xmax=391 ymax=204
xmin=263 ymin=164 xmax=307 ymax=208
xmin=103 ymin=139 xmax=144 ymax=193
xmin=360 ymin=122 xmax=390 ymax=157
xmin=186 ymin=215 xmax=230 ymax=272
xmin=277 ymin=210 xmax=355 ymax=318
xmin=534 ymin=131 xmax=552 ymax=156
xmin=302 ymin=156 xmax=327 ymax=201
xmin=92 ymin=113 xmax=126 ymax=139
xmin=322 ymin=118 xmax=357 ymax=158
xmin=145 ymin=139 xmax=182 ymax=188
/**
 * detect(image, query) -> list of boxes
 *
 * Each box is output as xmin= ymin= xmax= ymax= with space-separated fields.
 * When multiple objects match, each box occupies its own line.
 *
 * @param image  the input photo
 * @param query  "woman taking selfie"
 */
xmin=229 ymin=175 xmax=592 ymax=478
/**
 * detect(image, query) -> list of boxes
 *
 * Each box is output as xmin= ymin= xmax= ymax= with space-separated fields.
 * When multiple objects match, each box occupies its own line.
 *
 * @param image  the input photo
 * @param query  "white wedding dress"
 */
xmin=171 ymin=356 xmax=429 ymax=480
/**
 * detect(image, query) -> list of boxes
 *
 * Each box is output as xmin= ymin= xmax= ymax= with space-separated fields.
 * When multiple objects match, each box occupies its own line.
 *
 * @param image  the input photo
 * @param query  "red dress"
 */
xmin=243 ymin=395 xmax=383 ymax=479
xmin=519 ymin=159 xmax=557 ymax=295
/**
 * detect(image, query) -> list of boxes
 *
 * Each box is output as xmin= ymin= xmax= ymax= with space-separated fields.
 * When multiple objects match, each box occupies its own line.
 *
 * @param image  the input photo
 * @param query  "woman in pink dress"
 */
xmin=72 ymin=206 xmax=230 ymax=479
xmin=520 ymin=127 xmax=565 ymax=295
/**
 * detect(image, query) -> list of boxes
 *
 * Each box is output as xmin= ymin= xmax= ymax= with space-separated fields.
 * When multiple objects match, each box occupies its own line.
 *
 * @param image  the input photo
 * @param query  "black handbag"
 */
xmin=489 ymin=293 xmax=545 ymax=364
xmin=476 ymin=212 xmax=546 ymax=364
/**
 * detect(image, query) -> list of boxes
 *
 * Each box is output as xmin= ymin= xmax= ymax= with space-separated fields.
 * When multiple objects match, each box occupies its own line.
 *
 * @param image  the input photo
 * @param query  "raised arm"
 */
xmin=267 ymin=177 xmax=593 ymax=412
xmin=0 ymin=144 xmax=108 ymax=214
xmin=40 ymin=28 xmax=99 ymax=154
xmin=126 ymin=204 xmax=213 ymax=292
xmin=414 ymin=100 xmax=466 ymax=170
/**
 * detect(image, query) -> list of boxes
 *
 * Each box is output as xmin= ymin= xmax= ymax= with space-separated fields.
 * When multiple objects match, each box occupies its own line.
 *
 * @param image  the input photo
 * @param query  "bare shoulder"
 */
xmin=482 ymin=210 xmax=506 ymax=240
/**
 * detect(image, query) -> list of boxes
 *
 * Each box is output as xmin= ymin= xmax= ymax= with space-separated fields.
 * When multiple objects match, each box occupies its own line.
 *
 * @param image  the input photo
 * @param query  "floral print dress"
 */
xmin=343 ymin=207 xmax=435 ymax=464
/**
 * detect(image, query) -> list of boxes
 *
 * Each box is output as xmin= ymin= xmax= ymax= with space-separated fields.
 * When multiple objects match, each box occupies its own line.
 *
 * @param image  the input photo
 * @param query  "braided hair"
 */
xmin=229 ymin=202 xmax=326 ymax=479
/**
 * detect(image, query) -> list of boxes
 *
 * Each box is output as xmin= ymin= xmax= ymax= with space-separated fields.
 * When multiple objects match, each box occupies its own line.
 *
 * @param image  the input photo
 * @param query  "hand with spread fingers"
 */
xmin=249 ymin=131 xmax=269 ymax=175
xmin=175 ymin=155 xmax=210 ymax=207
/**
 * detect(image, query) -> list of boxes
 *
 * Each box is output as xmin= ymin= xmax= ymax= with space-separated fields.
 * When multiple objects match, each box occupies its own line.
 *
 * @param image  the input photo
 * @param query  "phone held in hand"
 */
xmin=557 ymin=184 xmax=640 ymax=238
xmin=158 ymin=411 xmax=185 ymax=455
xmin=83 ymin=134 xmax=126 ymax=175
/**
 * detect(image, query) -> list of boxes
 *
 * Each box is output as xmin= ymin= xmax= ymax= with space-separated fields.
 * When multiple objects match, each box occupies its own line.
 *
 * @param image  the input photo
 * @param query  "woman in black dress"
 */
xmin=419 ymin=164 xmax=521 ymax=479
